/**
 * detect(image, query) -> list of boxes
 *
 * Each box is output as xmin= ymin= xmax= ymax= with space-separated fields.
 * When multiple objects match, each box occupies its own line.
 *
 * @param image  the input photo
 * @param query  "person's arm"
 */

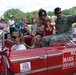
xmin=67 ymin=15 xmax=76 ymax=24
xmin=37 ymin=26 xmax=44 ymax=32
xmin=0 ymin=23 xmax=8 ymax=29
xmin=43 ymin=31 xmax=45 ymax=36
xmin=25 ymin=43 xmax=33 ymax=49
xmin=24 ymin=27 xmax=30 ymax=35
xmin=31 ymin=26 xmax=33 ymax=33
xmin=47 ymin=22 xmax=53 ymax=32
xmin=24 ymin=31 xmax=30 ymax=35
xmin=31 ymin=13 xmax=35 ymax=24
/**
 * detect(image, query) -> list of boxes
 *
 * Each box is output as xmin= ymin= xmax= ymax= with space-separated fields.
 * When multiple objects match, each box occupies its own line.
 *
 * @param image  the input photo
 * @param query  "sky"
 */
xmin=0 ymin=0 xmax=76 ymax=16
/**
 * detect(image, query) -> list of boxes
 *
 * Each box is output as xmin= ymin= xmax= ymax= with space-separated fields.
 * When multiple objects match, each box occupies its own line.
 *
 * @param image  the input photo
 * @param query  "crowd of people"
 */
xmin=0 ymin=7 xmax=76 ymax=51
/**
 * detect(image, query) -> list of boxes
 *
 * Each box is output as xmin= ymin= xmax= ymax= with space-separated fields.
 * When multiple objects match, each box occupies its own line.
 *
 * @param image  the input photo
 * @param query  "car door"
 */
xmin=44 ymin=47 xmax=76 ymax=75
xmin=9 ymin=48 xmax=48 ymax=75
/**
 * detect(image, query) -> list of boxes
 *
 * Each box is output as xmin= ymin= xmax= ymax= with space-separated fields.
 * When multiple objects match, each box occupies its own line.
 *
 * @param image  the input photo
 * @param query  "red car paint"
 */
xmin=0 ymin=36 xmax=76 ymax=75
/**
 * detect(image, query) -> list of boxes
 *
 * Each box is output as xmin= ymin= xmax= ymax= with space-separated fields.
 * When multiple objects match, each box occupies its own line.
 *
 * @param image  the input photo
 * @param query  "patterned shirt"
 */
xmin=55 ymin=15 xmax=76 ymax=39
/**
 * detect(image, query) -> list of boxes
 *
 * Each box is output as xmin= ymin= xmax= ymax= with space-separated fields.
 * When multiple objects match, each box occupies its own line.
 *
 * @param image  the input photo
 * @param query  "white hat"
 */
xmin=10 ymin=15 xmax=13 ymax=18
xmin=47 ymin=15 xmax=50 ymax=19
xmin=0 ymin=16 xmax=4 ymax=20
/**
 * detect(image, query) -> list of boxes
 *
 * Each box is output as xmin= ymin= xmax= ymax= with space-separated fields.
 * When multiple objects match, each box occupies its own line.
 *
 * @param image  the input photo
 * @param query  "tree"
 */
xmin=3 ymin=7 xmax=76 ymax=23
xmin=4 ymin=8 xmax=20 ymax=21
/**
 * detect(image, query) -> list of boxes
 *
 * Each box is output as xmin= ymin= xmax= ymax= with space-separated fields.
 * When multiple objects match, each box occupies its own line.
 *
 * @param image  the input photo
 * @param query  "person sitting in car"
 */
xmin=36 ymin=17 xmax=54 ymax=48
xmin=11 ymin=32 xmax=26 ymax=51
xmin=41 ymin=7 xmax=76 ymax=47
xmin=31 ymin=19 xmax=44 ymax=48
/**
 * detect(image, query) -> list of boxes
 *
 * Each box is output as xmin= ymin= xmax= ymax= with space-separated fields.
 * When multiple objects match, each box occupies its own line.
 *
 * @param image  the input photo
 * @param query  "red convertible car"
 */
xmin=0 ymin=35 xmax=76 ymax=75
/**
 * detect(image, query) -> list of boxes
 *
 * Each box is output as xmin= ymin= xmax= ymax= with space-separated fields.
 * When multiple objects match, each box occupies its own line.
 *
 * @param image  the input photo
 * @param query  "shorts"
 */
xmin=37 ymin=32 xmax=43 ymax=36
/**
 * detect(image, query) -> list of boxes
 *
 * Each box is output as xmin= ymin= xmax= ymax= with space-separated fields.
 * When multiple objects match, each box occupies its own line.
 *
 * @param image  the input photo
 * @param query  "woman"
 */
xmin=0 ymin=17 xmax=8 ymax=39
xmin=11 ymin=32 xmax=26 ymax=51
xmin=31 ymin=9 xmax=47 ymax=25
xmin=38 ymin=9 xmax=47 ymax=24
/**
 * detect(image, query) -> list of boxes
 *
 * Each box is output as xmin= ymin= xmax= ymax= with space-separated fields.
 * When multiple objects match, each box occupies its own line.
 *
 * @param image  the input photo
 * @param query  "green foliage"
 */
xmin=4 ymin=8 xmax=20 ymax=21
xmin=47 ymin=11 xmax=54 ymax=16
xmin=68 ymin=7 xmax=76 ymax=15
xmin=3 ymin=8 xmax=39 ymax=23
xmin=3 ymin=7 xmax=76 ymax=23
xmin=62 ymin=9 xmax=70 ymax=15
xmin=62 ymin=7 xmax=76 ymax=15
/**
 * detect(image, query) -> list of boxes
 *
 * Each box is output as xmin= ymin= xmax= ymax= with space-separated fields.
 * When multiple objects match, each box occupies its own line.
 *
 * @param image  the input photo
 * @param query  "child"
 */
xmin=44 ymin=17 xmax=54 ymax=36
xmin=31 ymin=19 xmax=44 ymax=48
xmin=36 ymin=17 xmax=54 ymax=48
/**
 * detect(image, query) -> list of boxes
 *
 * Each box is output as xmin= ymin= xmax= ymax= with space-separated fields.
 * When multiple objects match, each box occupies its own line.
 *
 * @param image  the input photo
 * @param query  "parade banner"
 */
xmin=62 ymin=50 xmax=76 ymax=69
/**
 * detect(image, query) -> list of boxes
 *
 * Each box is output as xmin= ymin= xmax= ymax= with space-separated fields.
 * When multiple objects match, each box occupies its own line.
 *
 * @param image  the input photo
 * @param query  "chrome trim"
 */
xmin=11 ymin=55 xmax=47 ymax=63
xmin=11 ymin=52 xmax=62 ymax=63
xmin=48 ymin=64 xmax=62 ymax=70
xmin=15 ymin=64 xmax=62 ymax=75
xmin=15 ymin=67 xmax=47 ymax=75
xmin=48 ymin=52 xmax=62 ymax=57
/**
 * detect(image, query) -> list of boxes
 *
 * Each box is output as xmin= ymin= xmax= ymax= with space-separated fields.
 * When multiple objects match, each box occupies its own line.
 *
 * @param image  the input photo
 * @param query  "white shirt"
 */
xmin=7 ymin=19 xmax=15 ymax=27
xmin=74 ymin=28 xmax=76 ymax=34
xmin=11 ymin=44 xmax=26 ymax=51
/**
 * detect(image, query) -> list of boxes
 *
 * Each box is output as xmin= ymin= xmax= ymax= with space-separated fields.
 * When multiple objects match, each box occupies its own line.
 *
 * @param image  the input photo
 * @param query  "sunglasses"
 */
xmin=11 ymin=36 xmax=17 ymax=39
xmin=56 ymin=12 xmax=62 ymax=14
xmin=41 ymin=14 xmax=45 ymax=16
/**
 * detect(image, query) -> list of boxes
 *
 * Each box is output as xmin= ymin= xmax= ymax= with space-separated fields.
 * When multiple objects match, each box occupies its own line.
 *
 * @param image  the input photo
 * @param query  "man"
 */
xmin=15 ymin=17 xmax=21 ymax=32
xmin=7 ymin=15 xmax=15 ymax=35
xmin=41 ymin=7 xmax=76 ymax=47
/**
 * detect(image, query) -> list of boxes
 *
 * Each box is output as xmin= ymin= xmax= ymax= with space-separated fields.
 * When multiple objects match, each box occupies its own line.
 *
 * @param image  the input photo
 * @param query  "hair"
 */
xmin=44 ymin=17 xmax=51 ymax=22
xmin=12 ymin=32 xmax=25 ymax=44
xmin=54 ymin=7 xmax=61 ymax=14
xmin=33 ymin=19 xmax=37 ymax=24
xmin=74 ymin=24 xmax=76 ymax=28
xmin=1 ymin=18 xmax=5 ymax=22
xmin=38 ymin=9 xmax=47 ymax=18
xmin=36 ymin=19 xmax=43 ymax=25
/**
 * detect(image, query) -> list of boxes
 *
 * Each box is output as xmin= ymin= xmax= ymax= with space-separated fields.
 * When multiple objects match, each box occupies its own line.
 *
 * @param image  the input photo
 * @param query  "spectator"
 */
xmin=31 ymin=19 xmax=37 ymax=36
xmin=41 ymin=7 xmax=76 ymax=47
xmin=0 ymin=17 xmax=8 ymax=29
xmin=20 ymin=18 xmax=25 ymax=35
xmin=11 ymin=32 xmax=26 ymax=51
xmin=0 ymin=17 xmax=8 ymax=39
xmin=31 ymin=20 xmax=37 ymax=36
xmin=7 ymin=15 xmax=15 ymax=35
xmin=15 ymin=17 xmax=21 ymax=32
xmin=24 ymin=24 xmax=30 ymax=35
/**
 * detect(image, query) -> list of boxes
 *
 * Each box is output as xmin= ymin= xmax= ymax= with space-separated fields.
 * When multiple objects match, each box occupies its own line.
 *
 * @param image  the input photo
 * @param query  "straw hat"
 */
xmin=10 ymin=15 xmax=13 ymax=18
